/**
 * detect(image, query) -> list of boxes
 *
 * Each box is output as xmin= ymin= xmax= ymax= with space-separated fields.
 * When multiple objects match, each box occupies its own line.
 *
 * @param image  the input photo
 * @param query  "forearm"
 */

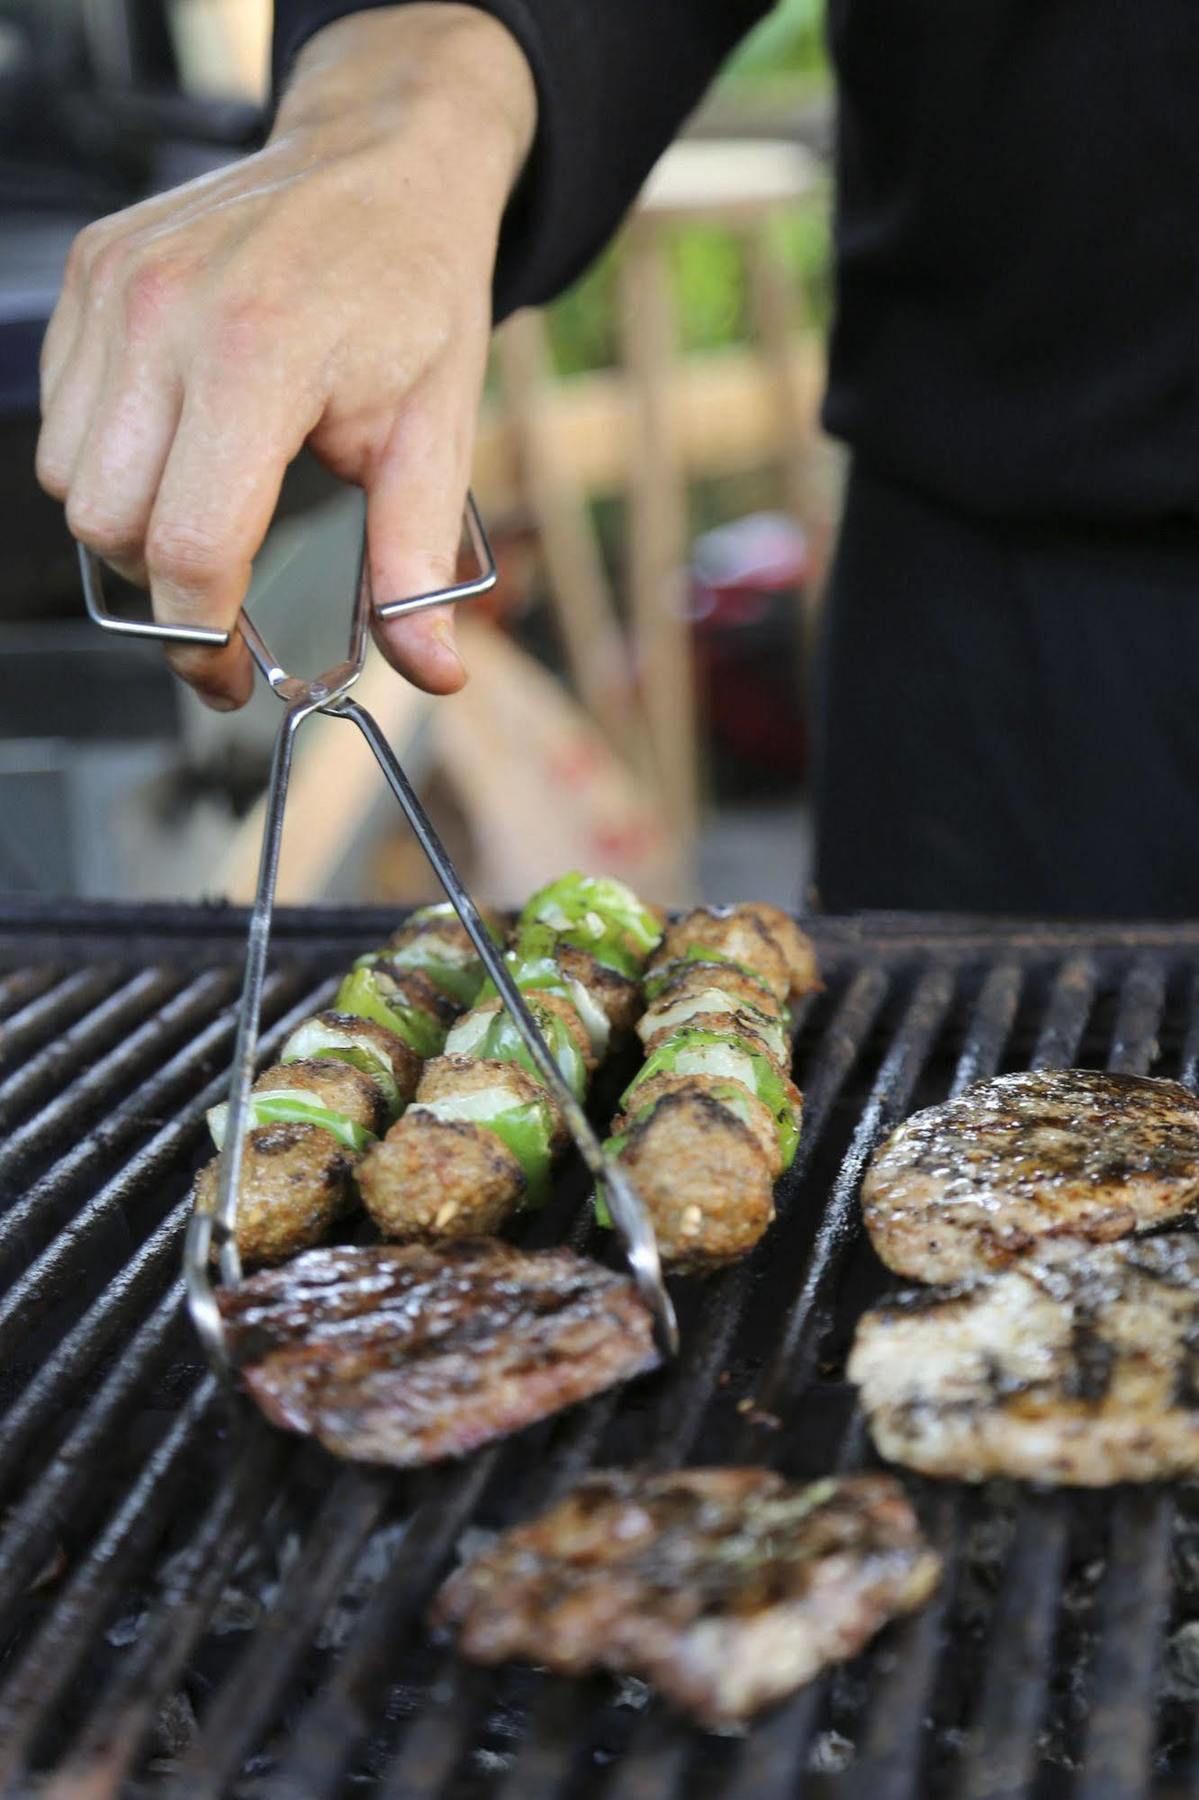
xmin=273 ymin=0 xmax=773 ymax=317
xmin=274 ymin=5 xmax=536 ymax=213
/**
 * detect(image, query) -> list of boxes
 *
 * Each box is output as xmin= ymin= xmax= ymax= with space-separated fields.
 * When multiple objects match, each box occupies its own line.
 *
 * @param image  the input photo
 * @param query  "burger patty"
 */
xmin=433 ymin=1468 xmax=939 ymax=1728
xmin=861 ymin=1070 xmax=1199 ymax=1283
xmin=217 ymin=1239 xmax=659 ymax=1467
xmin=849 ymin=1233 xmax=1199 ymax=1485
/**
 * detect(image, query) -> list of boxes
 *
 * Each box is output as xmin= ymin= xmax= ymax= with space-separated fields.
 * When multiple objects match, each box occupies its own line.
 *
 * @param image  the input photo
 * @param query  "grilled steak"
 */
xmin=862 ymin=1070 xmax=1199 ymax=1282
xmin=433 ymin=1468 xmax=939 ymax=1727
xmin=849 ymin=1233 xmax=1199 ymax=1484
xmin=217 ymin=1239 xmax=659 ymax=1467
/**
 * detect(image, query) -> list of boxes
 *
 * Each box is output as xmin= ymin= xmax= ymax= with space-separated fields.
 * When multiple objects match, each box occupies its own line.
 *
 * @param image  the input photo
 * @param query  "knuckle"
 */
xmin=205 ymin=295 xmax=280 ymax=366
xmin=123 ymin=257 xmax=187 ymax=339
xmin=64 ymin=492 xmax=140 ymax=559
xmin=63 ymin=223 xmax=104 ymax=289
xmin=145 ymin=519 xmax=226 ymax=590
xmin=35 ymin=436 xmax=70 ymax=501
xmin=87 ymin=236 xmax=130 ymax=299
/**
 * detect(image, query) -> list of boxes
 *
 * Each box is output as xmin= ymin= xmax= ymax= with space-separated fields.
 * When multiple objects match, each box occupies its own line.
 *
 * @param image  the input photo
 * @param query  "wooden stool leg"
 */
xmin=618 ymin=224 xmax=699 ymax=855
xmin=494 ymin=311 xmax=649 ymax=762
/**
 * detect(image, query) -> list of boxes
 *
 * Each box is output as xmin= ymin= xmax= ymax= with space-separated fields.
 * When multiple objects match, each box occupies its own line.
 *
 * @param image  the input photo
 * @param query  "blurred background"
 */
xmin=0 ymin=0 xmax=838 ymax=911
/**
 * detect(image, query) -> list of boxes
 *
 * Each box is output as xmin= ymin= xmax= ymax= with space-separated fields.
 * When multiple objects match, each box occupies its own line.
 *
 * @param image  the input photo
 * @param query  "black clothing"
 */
xmin=273 ymin=0 xmax=1199 ymax=915
xmin=271 ymin=0 xmax=768 ymax=326
xmin=275 ymin=0 xmax=1199 ymax=526
xmin=816 ymin=460 xmax=1199 ymax=915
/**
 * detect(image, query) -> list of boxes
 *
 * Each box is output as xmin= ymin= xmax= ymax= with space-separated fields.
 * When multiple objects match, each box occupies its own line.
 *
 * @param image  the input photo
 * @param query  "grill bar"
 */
xmin=57 ymin=1424 xmax=289 ymax=1792
xmin=0 ymin=1378 xmax=219 ymax=1782
xmin=2 ymin=912 xmax=1198 ymax=1797
xmin=0 ymin=965 xmax=122 ymax=1075
xmin=0 ymin=966 xmax=234 ymax=1204
xmin=1076 ymin=1489 xmax=1174 ymax=1800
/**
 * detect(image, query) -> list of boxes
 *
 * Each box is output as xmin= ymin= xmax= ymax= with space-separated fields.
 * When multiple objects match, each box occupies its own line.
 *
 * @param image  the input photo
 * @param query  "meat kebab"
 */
xmin=358 ymin=874 xmax=664 ymax=1238
xmin=598 ymin=903 xmax=818 ymax=1268
xmin=194 ymin=902 xmax=503 ymax=1264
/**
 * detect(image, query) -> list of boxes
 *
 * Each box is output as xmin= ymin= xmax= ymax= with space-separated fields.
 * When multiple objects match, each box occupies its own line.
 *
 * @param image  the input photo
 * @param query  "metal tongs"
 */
xmin=79 ymin=497 xmax=678 ymax=1366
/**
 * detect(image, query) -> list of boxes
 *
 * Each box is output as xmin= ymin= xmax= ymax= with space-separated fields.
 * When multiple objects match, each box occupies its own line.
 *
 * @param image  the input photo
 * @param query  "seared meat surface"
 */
xmin=849 ymin=1233 xmax=1199 ymax=1484
xmin=260 ymin=1058 xmax=389 ymax=1134
xmin=218 ymin=1239 xmax=659 ymax=1467
xmin=862 ymin=1070 xmax=1199 ymax=1283
xmin=358 ymin=1114 xmax=526 ymax=1238
xmin=615 ymin=1089 xmax=777 ymax=1270
xmin=433 ymin=1469 xmax=939 ymax=1727
xmin=195 ymin=1123 xmax=356 ymax=1266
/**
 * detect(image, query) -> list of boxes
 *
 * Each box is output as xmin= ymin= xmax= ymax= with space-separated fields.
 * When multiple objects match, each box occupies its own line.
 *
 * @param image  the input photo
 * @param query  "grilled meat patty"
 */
xmin=861 ymin=1070 xmax=1199 ymax=1283
xmin=433 ymin=1468 xmax=939 ymax=1728
xmin=849 ymin=1233 xmax=1199 ymax=1485
xmin=218 ymin=1239 xmax=659 ymax=1467
xmin=615 ymin=1089 xmax=777 ymax=1270
xmin=654 ymin=906 xmax=819 ymax=1008
xmin=358 ymin=1055 xmax=553 ymax=1238
xmin=555 ymin=943 xmax=642 ymax=1034
xmin=618 ymin=1071 xmax=782 ymax=1174
xmin=261 ymin=1058 xmax=389 ymax=1134
xmin=301 ymin=1009 xmax=423 ymax=1105
xmin=195 ymin=1123 xmax=357 ymax=1266
xmin=358 ymin=1114 xmax=526 ymax=1238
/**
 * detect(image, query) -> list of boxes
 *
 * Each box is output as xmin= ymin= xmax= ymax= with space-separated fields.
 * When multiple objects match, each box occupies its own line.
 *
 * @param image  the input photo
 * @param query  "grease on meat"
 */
xmin=862 ymin=1070 xmax=1199 ymax=1283
xmin=849 ymin=1233 xmax=1199 ymax=1484
xmin=433 ymin=1468 xmax=939 ymax=1727
xmin=218 ymin=1239 xmax=659 ymax=1467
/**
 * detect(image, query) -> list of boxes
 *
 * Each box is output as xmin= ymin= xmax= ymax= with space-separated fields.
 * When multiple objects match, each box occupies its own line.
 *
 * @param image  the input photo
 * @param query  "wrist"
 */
xmin=274 ymin=6 xmax=537 ymax=200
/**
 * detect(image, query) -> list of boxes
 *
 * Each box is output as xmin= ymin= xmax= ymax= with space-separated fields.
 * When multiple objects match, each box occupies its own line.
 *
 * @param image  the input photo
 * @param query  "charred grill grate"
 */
xmin=3 ymin=901 xmax=1199 ymax=1798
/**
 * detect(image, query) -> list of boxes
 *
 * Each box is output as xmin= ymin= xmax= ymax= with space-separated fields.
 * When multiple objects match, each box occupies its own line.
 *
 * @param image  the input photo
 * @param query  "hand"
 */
xmin=36 ymin=6 xmax=536 ymax=708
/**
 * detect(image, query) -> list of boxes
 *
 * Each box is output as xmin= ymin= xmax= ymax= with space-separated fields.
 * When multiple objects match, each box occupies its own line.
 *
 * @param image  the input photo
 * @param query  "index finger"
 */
xmin=145 ymin=366 xmax=319 ymax=708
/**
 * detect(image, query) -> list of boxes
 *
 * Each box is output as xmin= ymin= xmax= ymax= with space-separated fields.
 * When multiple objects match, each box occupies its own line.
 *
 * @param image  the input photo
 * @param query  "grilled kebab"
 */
xmin=433 ymin=1468 xmax=939 ymax=1727
xmin=358 ymin=874 xmax=664 ymax=1239
xmin=217 ymin=1238 xmax=659 ymax=1467
xmin=861 ymin=1069 xmax=1199 ymax=1283
xmin=849 ymin=1232 xmax=1199 ymax=1484
xmin=194 ymin=902 xmax=502 ymax=1264
xmin=599 ymin=903 xmax=817 ymax=1268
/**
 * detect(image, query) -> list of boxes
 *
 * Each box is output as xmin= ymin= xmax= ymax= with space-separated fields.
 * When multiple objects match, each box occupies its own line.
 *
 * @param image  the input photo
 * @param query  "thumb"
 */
xmin=365 ymin=398 xmax=475 ymax=696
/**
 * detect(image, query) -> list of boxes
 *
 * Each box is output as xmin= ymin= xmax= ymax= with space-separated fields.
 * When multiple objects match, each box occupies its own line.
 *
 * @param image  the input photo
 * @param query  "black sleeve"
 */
xmin=272 ymin=0 xmax=771 ymax=319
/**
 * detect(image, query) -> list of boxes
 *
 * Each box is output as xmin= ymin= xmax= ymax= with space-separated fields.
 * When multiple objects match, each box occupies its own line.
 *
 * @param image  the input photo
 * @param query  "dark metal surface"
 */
xmin=1 ymin=902 xmax=1198 ymax=1797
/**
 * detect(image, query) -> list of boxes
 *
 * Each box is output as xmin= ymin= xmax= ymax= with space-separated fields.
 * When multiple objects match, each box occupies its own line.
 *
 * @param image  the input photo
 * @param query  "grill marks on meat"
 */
xmin=433 ymin=1469 xmax=939 ymax=1727
xmin=849 ymin=1233 xmax=1199 ymax=1484
xmin=861 ymin=1070 xmax=1199 ymax=1283
xmin=217 ymin=1240 xmax=659 ymax=1468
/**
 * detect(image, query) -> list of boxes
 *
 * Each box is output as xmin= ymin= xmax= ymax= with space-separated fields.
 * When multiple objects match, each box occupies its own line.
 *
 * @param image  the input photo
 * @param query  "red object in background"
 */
xmin=688 ymin=513 xmax=810 ymax=796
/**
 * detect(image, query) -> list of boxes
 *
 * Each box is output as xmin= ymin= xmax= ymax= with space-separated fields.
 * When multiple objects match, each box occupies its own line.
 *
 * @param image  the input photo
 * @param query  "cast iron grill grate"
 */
xmin=3 ymin=902 xmax=1199 ymax=1799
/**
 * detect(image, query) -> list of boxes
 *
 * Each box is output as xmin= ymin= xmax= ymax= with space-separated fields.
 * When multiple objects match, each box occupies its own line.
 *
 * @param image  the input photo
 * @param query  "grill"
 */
xmin=4 ymin=899 xmax=1199 ymax=1799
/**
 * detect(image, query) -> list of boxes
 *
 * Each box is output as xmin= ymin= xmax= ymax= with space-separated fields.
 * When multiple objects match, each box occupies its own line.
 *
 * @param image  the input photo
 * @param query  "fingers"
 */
xmin=144 ymin=360 xmax=319 ymax=708
xmin=365 ymin=381 xmax=477 ymax=696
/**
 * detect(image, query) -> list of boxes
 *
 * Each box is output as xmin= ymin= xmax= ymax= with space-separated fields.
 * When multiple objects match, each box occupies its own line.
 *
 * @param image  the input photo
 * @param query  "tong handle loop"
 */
xmin=78 ymin=491 xmax=496 ymax=648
